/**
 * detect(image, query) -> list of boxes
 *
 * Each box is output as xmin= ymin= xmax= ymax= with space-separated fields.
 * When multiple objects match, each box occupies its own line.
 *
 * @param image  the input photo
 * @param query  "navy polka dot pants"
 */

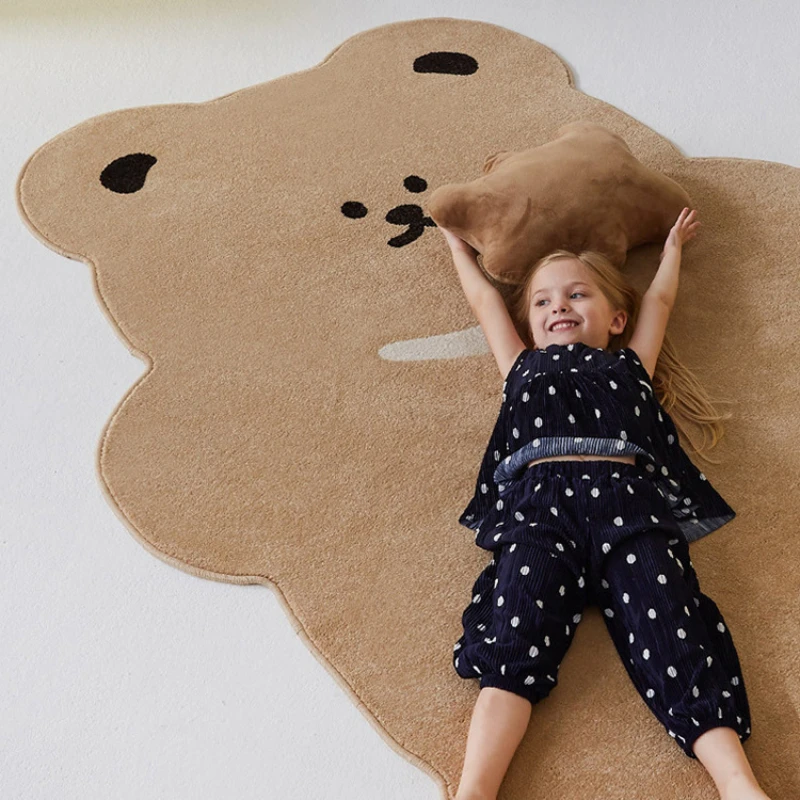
xmin=453 ymin=460 xmax=751 ymax=759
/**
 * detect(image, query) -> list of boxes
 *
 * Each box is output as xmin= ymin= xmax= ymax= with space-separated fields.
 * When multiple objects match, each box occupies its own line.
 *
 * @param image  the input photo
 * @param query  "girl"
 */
xmin=440 ymin=210 xmax=771 ymax=800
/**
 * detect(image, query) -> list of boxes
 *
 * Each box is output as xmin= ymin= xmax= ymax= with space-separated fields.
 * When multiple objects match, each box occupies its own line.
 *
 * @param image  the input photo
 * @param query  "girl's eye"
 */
xmin=536 ymin=292 xmax=584 ymax=306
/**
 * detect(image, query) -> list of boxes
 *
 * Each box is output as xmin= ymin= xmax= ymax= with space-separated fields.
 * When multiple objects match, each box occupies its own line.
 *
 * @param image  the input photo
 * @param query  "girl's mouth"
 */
xmin=551 ymin=321 xmax=579 ymax=331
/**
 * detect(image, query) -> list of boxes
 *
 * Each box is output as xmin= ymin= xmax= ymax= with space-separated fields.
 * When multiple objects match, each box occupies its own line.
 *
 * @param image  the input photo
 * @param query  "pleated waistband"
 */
xmin=523 ymin=459 xmax=647 ymax=482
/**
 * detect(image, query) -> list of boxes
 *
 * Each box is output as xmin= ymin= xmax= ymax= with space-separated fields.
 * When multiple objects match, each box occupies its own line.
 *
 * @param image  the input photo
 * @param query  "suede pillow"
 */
xmin=426 ymin=120 xmax=692 ymax=284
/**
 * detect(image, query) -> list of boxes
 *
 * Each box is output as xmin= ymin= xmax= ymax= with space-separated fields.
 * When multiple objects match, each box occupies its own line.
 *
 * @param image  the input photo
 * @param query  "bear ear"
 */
xmin=482 ymin=150 xmax=512 ymax=175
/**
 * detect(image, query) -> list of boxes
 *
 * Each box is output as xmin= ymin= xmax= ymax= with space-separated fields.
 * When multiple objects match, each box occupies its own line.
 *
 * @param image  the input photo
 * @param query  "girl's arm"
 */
xmin=439 ymin=227 xmax=525 ymax=378
xmin=450 ymin=247 xmax=495 ymax=307
xmin=648 ymin=246 xmax=680 ymax=309
xmin=440 ymin=227 xmax=494 ymax=308
xmin=649 ymin=207 xmax=700 ymax=308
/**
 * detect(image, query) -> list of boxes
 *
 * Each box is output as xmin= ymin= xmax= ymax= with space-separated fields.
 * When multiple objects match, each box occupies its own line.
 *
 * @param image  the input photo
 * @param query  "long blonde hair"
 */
xmin=506 ymin=249 xmax=735 ymax=465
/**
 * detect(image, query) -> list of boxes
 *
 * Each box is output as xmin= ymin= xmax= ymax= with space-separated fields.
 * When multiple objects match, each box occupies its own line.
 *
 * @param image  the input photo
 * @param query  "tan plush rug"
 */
xmin=15 ymin=17 xmax=799 ymax=799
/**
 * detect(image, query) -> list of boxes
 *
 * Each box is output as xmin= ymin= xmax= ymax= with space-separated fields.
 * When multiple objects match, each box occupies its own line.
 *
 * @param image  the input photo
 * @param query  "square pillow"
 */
xmin=426 ymin=120 xmax=692 ymax=284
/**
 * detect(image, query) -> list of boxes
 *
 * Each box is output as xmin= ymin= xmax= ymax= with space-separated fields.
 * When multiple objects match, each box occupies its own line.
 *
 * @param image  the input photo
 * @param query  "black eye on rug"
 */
xmin=100 ymin=153 xmax=158 ymax=194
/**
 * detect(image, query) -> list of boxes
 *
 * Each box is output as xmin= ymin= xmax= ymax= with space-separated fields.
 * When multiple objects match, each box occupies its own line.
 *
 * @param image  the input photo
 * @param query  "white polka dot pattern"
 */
xmin=459 ymin=343 xmax=736 ymax=544
xmin=453 ymin=520 xmax=752 ymax=759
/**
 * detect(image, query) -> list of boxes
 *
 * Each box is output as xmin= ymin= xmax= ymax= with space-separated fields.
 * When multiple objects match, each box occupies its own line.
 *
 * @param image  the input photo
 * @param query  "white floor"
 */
xmin=2 ymin=2 xmax=798 ymax=798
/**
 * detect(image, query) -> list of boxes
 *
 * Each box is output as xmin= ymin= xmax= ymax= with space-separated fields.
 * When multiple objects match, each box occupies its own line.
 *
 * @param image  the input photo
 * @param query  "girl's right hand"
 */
xmin=439 ymin=226 xmax=478 ymax=256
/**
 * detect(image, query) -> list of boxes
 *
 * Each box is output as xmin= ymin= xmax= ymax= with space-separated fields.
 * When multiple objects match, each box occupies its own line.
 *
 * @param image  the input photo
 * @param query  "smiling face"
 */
xmin=528 ymin=257 xmax=627 ymax=350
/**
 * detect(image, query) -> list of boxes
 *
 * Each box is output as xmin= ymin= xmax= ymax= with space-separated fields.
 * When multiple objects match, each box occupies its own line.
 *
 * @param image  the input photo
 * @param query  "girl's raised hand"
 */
xmin=664 ymin=207 xmax=701 ymax=253
xmin=439 ymin=225 xmax=479 ymax=256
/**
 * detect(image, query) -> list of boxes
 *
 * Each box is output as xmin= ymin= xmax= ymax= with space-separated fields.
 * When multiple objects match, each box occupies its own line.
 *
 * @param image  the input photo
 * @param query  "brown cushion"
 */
xmin=426 ymin=120 xmax=692 ymax=284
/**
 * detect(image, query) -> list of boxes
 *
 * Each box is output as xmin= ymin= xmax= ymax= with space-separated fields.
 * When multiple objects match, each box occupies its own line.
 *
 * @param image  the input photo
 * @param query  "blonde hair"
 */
xmin=506 ymin=249 xmax=736 ymax=465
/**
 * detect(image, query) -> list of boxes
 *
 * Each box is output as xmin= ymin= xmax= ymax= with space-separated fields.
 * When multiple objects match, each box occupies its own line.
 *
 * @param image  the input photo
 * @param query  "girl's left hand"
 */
xmin=664 ymin=207 xmax=701 ymax=252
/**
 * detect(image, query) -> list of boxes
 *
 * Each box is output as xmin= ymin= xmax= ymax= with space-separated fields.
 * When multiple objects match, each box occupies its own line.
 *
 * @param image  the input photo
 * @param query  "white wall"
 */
xmin=2 ymin=2 xmax=798 ymax=798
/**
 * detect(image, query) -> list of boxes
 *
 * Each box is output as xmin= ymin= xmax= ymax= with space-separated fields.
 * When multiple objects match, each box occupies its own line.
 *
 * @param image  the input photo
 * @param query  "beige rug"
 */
xmin=15 ymin=17 xmax=799 ymax=799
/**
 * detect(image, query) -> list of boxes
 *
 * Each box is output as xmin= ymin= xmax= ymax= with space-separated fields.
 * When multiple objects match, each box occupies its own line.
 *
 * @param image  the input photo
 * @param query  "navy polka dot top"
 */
xmin=459 ymin=342 xmax=736 ymax=543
